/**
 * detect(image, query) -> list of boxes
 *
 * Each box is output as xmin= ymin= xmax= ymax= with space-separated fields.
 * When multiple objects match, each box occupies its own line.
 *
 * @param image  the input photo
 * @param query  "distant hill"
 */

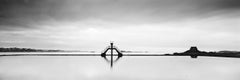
xmin=173 ymin=47 xmax=240 ymax=58
xmin=0 ymin=47 xmax=65 ymax=52
xmin=218 ymin=50 xmax=240 ymax=53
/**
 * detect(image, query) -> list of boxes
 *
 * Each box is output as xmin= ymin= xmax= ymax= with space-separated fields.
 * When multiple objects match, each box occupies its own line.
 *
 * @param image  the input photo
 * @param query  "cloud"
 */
xmin=0 ymin=0 xmax=239 ymax=51
xmin=1 ymin=0 xmax=240 ymax=30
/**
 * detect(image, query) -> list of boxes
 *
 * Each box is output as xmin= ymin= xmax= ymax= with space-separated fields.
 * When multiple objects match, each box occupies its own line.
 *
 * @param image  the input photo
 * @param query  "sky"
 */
xmin=0 ymin=0 xmax=240 ymax=52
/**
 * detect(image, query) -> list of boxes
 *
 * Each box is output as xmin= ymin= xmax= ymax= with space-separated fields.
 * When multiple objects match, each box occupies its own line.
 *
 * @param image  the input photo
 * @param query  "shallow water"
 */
xmin=0 ymin=52 xmax=240 ymax=80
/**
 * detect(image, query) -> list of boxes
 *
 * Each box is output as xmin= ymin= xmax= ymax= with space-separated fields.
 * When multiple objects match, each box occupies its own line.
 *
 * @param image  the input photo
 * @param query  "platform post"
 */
xmin=110 ymin=42 xmax=113 ymax=67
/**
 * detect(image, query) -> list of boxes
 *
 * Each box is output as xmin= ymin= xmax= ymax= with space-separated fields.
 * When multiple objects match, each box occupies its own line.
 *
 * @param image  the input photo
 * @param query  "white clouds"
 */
xmin=0 ymin=0 xmax=239 ymax=51
xmin=0 ymin=15 xmax=239 ymax=51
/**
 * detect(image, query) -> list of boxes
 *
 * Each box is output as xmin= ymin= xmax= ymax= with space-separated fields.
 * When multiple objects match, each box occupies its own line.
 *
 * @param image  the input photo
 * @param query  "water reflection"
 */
xmin=102 ymin=56 xmax=121 ymax=68
xmin=0 ymin=53 xmax=240 ymax=80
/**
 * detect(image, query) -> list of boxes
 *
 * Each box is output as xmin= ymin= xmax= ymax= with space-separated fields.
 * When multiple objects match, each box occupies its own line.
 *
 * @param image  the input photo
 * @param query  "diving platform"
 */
xmin=101 ymin=42 xmax=123 ymax=58
xmin=101 ymin=42 xmax=123 ymax=67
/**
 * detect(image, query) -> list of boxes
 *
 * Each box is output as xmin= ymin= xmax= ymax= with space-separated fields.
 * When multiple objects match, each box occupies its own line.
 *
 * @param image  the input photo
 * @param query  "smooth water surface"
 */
xmin=0 ymin=52 xmax=240 ymax=80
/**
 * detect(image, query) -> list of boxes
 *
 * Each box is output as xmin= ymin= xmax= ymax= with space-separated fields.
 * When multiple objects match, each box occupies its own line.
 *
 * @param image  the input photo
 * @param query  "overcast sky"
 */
xmin=0 ymin=0 xmax=240 ymax=52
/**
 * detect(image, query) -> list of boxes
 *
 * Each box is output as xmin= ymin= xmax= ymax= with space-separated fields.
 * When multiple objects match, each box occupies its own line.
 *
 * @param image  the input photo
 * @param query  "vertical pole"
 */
xmin=110 ymin=42 xmax=113 ymax=67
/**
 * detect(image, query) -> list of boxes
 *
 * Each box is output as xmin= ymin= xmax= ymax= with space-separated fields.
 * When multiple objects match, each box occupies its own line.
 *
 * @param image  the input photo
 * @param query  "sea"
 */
xmin=0 ymin=52 xmax=240 ymax=80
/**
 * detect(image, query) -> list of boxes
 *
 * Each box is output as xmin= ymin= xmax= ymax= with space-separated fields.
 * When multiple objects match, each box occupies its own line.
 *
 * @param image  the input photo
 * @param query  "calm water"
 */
xmin=0 ymin=52 xmax=240 ymax=80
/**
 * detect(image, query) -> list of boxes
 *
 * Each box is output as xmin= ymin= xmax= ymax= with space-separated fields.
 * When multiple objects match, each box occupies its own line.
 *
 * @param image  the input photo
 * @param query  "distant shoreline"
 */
xmin=0 ymin=47 xmax=95 ymax=53
xmin=1 ymin=47 xmax=240 ymax=58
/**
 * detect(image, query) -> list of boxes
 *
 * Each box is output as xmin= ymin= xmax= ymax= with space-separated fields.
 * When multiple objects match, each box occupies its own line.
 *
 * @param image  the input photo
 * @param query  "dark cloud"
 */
xmin=0 ymin=0 xmax=240 ymax=30
xmin=0 ymin=0 xmax=63 ymax=30
xmin=197 ymin=0 xmax=240 ymax=9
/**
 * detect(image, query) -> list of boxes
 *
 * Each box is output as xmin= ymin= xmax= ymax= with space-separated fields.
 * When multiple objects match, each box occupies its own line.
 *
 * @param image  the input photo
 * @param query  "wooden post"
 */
xmin=110 ymin=42 xmax=113 ymax=67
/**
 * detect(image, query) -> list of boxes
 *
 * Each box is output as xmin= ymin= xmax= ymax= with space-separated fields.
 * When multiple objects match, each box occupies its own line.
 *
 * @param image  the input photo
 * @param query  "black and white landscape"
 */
xmin=0 ymin=0 xmax=240 ymax=80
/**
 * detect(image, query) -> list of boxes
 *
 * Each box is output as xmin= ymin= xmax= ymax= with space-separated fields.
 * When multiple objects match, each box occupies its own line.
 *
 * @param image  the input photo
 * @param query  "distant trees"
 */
xmin=0 ymin=47 xmax=62 ymax=52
